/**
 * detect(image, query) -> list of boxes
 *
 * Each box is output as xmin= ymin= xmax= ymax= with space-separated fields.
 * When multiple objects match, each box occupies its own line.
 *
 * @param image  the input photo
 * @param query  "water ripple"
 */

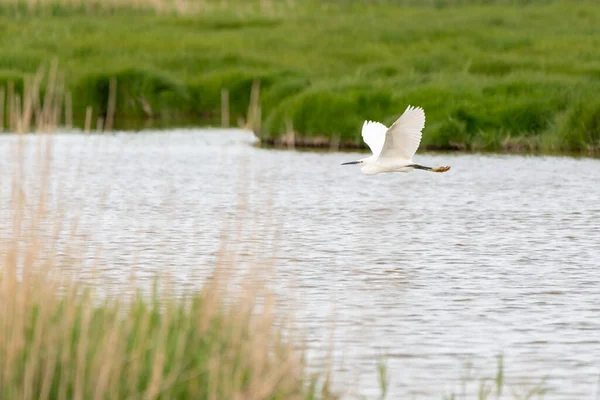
xmin=1 ymin=130 xmax=599 ymax=399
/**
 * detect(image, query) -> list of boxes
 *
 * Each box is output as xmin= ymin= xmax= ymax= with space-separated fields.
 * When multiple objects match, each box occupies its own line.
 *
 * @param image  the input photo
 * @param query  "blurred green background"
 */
xmin=1 ymin=0 xmax=599 ymax=153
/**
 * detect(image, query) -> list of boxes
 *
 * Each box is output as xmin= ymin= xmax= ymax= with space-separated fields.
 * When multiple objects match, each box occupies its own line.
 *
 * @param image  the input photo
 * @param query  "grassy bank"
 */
xmin=1 ymin=0 xmax=599 ymax=153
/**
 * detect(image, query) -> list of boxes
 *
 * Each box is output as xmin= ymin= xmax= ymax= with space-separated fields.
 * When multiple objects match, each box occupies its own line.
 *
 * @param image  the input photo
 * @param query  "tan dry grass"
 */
xmin=1 ymin=62 xmax=120 ymax=135
xmin=0 ymin=0 xmax=296 ymax=15
xmin=0 ymin=91 xmax=336 ymax=399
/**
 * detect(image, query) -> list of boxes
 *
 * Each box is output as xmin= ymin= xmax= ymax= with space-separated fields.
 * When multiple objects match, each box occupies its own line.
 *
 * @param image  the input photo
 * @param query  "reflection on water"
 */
xmin=1 ymin=129 xmax=599 ymax=399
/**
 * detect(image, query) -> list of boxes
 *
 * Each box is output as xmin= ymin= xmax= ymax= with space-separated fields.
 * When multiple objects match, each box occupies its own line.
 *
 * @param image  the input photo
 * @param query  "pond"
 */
xmin=1 ymin=129 xmax=599 ymax=399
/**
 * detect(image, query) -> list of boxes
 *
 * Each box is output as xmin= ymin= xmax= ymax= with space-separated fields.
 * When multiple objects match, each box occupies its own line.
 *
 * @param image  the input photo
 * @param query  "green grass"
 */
xmin=1 ymin=0 xmax=600 ymax=153
xmin=0 ymin=284 xmax=335 ymax=399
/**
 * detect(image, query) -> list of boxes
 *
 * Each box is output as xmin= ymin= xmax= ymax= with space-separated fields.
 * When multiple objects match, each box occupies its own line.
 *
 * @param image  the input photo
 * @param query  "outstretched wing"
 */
xmin=361 ymin=120 xmax=388 ymax=157
xmin=379 ymin=105 xmax=425 ymax=160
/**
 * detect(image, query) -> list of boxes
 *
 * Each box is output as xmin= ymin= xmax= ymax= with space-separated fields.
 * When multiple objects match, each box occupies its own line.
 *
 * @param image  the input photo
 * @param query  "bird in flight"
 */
xmin=342 ymin=105 xmax=451 ymax=175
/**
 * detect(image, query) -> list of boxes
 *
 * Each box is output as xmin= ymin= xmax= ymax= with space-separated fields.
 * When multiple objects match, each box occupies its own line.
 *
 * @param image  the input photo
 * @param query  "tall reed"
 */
xmin=0 ymin=63 xmax=121 ymax=135
xmin=0 ymin=126 xmax=336 ymax=400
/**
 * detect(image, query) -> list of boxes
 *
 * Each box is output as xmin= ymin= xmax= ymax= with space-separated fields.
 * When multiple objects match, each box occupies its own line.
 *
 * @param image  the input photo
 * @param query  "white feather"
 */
xmin=361 ymin=120 xmax=388 ymax=158
xmin=379 ymin=105 xmax=425 ymax=161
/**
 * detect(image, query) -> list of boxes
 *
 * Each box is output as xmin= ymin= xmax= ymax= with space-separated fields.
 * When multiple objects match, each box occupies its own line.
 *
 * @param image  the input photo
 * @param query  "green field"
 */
xmin=1 ymin=0 xmax=599 ymax=154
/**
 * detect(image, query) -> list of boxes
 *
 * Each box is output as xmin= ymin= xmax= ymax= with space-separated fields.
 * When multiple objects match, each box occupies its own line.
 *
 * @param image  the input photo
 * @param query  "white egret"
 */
xmin=342 ymin=105 xmax=451 ymax=175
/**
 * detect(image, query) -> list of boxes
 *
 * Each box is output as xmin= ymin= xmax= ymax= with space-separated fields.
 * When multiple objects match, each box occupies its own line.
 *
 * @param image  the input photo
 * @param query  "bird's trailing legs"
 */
xmin=409 ymin=164 xmax=451 ymax=173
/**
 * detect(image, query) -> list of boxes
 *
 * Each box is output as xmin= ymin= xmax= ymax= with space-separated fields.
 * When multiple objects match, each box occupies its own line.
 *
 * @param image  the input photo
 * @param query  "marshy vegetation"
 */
xmin=0 ymin=1 xmax=594 ymax=398
xmin=0 ymin=0 xmax=599 ymax=153
xmin=0 ymin=66 xmax=337 ymax=398
xmin=0 ymin=77 xmax=557 ymax=399
xmin=0 ymin=133 xmax=340 ymax=400
xmin=0 ymin=114 xmax=555 ymax=400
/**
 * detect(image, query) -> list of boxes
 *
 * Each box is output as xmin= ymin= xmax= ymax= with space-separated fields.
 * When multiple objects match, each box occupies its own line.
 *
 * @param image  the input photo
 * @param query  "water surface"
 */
xmin=1 ymin=130 xmax=599 ymax=399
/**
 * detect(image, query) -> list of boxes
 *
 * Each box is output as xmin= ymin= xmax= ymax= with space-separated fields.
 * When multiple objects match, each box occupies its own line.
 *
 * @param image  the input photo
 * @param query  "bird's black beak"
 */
xmin=341 ymin=161 xmax=361 ymax=165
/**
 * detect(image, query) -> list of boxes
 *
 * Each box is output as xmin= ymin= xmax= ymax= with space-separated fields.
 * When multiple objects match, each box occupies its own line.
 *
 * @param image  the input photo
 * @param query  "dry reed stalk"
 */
xmin=221 ymin=88 xmax=230 ymax=128
xmin=14 ymin=94 xmax=22 ymax=133
xmin=256 ymin=104 xmax=262 ymax=132
xmin=7 ymin=82 xmax=15 ymax=132
xmin=285 ymin=118 xmax=295 ymax=149
xmin=21 ymin=283 xmax=53 ymax=400
xmin=123 ymin=303 xmax=151 ymax=391
xmin=21 ymin=68 xmax=43 ymax=134
xmin=0 ymin=87 xmax=5 ymax=133
xmin=174 ymin=0 xmax=186 ymax=14
xmin=65 ymin=92 xmax=73 ymax=130
xmin=51 ymin=77 xmax=65 ymax=130
xmin=84 ymin=106 xmax=93 ymax=133
xmin=23 ymin=77 xmax=35 ymax=134
xmin=38 ymin=300 xmax=60 ymax=400
xmin=73 ymin=303 xmax=92 ymax=400
xmin=32 ymin=83 xmax=43 ymax=131
xmin=155 ymin=302 xmax=193 ymax=395
xmin=104 ymin=77 xmax=117 ymax=133
xmin=144 ymin=300 xmax=169 ymax=399
xmin=0 ymin=63 xmax=70 ymax=134
xmin=41 ymin=61 xmax=59 ymax=130
xmin=245 ymin=79 xmax=261 ymax=133
xmin=91 ymin=304 xmax=122 ymax=400
xmin=96 ymin=116 xmax=104 ymax=132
